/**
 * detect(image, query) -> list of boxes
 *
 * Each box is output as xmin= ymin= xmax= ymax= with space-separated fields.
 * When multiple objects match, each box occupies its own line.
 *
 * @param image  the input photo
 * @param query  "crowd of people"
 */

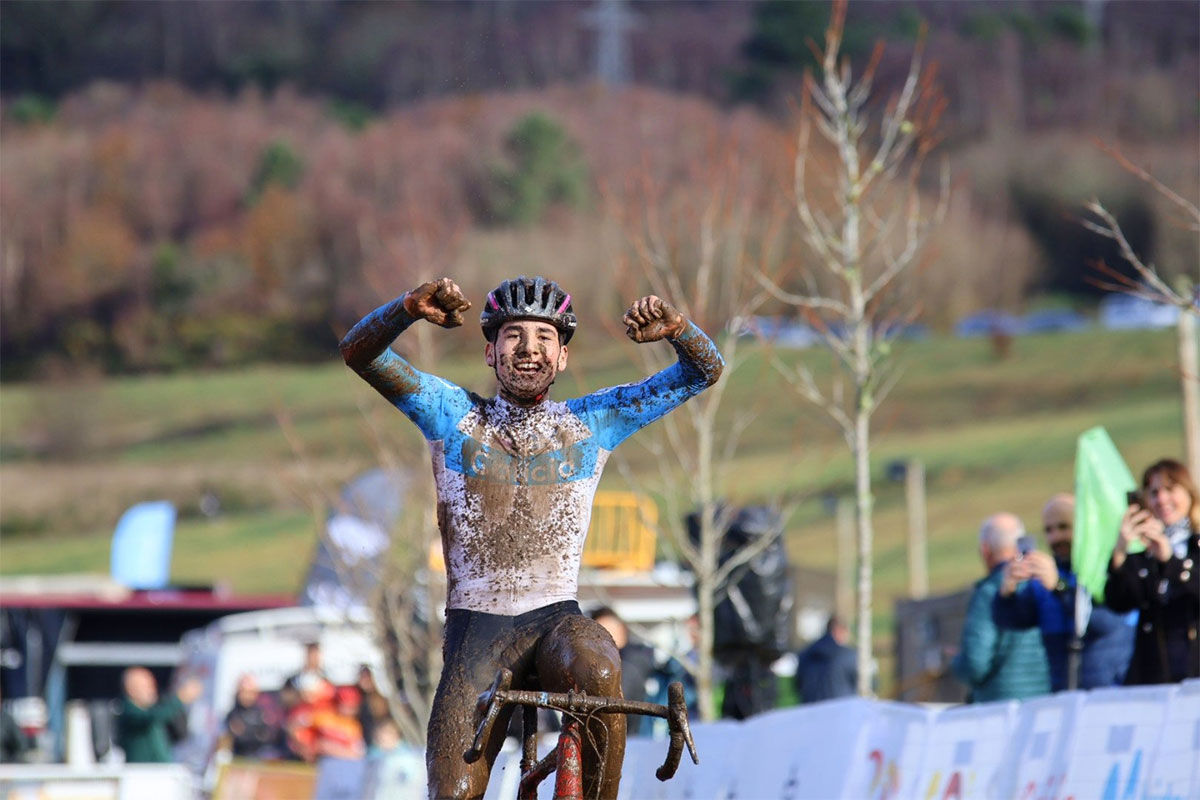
xmin=222 ymin=643 xmax=414 ymax=766
xmin=114 ymin=641 xmax=420 ymax=777
xmin=952 ymin=457 xmax=1200 ymax=703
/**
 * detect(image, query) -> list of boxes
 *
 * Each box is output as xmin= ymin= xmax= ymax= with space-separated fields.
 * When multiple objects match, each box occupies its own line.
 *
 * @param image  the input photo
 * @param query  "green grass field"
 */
xmin=0 ymin=326 xmax=1185 ymax=688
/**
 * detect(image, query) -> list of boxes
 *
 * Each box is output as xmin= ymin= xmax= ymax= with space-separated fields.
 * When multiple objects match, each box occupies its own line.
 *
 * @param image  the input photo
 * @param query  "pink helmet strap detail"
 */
xmin=556 ymin=294 xmax=572 ymax=314
xmin=487 ymin=292 xmax=500 ymax=310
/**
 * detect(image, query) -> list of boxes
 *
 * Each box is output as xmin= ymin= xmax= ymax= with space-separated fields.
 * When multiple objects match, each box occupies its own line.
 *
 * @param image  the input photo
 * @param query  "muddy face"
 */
xmin=485 ymin=320 xmax=567 ymax=405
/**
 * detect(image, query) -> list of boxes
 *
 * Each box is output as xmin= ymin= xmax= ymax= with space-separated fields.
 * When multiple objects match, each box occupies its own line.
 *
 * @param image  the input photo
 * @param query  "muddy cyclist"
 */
xmin=340 ymin=275 xmax=723 ymax=799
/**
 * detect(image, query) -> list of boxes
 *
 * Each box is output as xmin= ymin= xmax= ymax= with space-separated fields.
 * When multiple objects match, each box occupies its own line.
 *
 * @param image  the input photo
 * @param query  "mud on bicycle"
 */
xmin=465 ymin=668 xmax=700 ymax=800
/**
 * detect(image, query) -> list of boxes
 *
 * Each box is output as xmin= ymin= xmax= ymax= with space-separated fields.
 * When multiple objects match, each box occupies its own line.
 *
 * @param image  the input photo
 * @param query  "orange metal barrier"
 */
xmin=581 ymin=491 xmax=658 ymax=571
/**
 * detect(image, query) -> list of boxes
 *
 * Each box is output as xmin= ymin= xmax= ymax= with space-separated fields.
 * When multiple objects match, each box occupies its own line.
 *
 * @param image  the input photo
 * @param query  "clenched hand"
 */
xmin=404 ymin=277 xmax=472 ymax=328
xmin=623 ymin=295 xmax=686 ymax=343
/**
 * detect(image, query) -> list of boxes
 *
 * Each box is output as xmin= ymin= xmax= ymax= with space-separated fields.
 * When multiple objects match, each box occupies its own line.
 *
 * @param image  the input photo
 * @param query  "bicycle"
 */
xmin=465 ymin=668 xmax=700 ymax=800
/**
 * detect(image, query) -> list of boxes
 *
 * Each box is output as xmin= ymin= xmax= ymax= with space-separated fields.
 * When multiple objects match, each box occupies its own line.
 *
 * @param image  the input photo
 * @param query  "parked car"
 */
xmin=1020 ymin=308 xmax=1091 ymax=334
xmin=732 ymin=316 xmax=820 ymax=349
xmin=953 ymin=310 xmax=1022 ymax=338
xmin=1098 ymin=294 xmax=1181 ymax=330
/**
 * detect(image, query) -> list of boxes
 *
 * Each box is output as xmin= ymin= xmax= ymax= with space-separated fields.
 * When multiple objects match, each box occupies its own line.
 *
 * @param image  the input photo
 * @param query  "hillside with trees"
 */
xmin=1 ymin=0 xmax=1196 ymax=380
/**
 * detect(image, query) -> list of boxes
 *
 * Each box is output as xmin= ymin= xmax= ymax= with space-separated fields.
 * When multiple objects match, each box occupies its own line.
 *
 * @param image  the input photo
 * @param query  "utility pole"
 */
xmin=906 ymin=460 xmax=928 ymax=599
xmin=581 ymin=0 xmax=638 ymax=85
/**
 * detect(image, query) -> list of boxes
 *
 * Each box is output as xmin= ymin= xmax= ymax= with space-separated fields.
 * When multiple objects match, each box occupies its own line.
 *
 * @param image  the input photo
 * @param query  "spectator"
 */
xmin=312 ymin=686 xmax=366 ymax=760
xmin=116 ymin=667 xmax=201 ymax=763
xmin=355 ymin=666 xmax=391 ymax=748
xmin=591 ymin=607 xmax=657 ymax=735
xmin=951 ymin=513 xmax=1051 ymax=703
xmin=591 ymin=607 xmax=699 ymax=731
xmin=283 ymin=642 xmax=327 ymax=700
xmin=994 ymin=494 xmax=1136 ymax=690
xmin=794 ymin=616 xmax=857 ymax=703
xmin=1106 ymin=458 xmax=1200 ymax=684
xmin=224 ymin=674 xmax=282 ymax=760
xmin=364 ymin=719 xmax=426 ymax=800
xmin=284 ymin=673 xmax=334 ymax=762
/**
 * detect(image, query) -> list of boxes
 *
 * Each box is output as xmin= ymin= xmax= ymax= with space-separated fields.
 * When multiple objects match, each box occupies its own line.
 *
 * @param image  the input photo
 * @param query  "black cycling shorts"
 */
xmin=425 ymin=600 xmax=582 ymax=797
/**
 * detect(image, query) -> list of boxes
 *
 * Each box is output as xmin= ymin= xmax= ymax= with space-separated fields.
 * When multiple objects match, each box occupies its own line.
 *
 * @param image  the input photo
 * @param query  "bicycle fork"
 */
xmin=516 ymin=707 xmax=585 ymax=800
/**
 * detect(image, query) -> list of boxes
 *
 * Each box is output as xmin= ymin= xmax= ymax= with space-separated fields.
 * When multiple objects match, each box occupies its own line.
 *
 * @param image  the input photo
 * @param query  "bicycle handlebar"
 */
xmin=463 ymin=668 xmax=700 ymax=781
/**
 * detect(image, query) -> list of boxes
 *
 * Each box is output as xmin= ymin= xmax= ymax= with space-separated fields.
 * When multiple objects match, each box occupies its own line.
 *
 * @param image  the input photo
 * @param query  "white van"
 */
xmin=173 ymin=606 xmax=383 ymax=776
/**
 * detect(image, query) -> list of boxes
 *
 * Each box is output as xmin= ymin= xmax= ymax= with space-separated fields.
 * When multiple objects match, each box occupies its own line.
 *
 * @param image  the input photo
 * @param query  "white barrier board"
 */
xmin=844 ymin=701 xmax=933 ymax=800
xmin=410 ymin=682 xmax=1194 ymax=800
xmin=652 ymin=719 xmax=743 ymax=800
xmin=1059 ymin=685 xmax=1173 ymax=800
xmin=732 ymin=699 xmax=876 ymax=799
xmin=1144 ymin=680 xmax=1200 ymax=800
xmin=988 ymin=691 xmax=1084 ymax=800
xmin=913 ymin=701 xmax=1017 ymax=800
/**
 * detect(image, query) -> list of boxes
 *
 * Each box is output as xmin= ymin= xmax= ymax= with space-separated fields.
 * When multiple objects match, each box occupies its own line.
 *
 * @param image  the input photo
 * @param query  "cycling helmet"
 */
xmin=480 ymin=275 xmax=577 ymax=344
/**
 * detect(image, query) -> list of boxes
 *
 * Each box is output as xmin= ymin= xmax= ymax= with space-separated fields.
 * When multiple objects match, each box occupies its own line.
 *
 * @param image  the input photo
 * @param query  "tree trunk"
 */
xmin=696 ymin=417 xmax=718 ymax=720
xmin=853 ymin=408 xmax=874 ymax=696
xmin=696 ymin=560 xmax=716 ymax=721
xmin=836 ymin=496 xmax=855 ymax=621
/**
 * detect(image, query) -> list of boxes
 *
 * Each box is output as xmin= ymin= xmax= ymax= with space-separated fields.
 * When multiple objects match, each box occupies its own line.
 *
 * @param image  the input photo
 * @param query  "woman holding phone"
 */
xmin=1105 ymin=458 xmax=1200 ymax=684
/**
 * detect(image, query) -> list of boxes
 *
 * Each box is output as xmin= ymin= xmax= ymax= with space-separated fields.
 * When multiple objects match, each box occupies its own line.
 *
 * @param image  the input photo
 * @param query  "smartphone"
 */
xmin=1016 ymin=535 xmax=1035 ymax=557
xmin=1126 ymin=489 xmax=1143 ymax=508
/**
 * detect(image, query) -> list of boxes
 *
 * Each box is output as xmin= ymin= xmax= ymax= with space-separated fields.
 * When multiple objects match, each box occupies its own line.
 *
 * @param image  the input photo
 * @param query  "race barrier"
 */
xmin=0 ymin=764 xmax=194 ymax=800
xmin=610 ymin=679 xmax=1199 ymax=800
xmin=2 ymin=681 xmax=1195 ymax=799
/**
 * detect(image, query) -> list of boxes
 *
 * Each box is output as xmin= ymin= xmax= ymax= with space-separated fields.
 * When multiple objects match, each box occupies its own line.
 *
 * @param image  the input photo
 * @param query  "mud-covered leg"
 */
xmin=536 ymin=615 xmax=626 ymax=799
xmin=426 ymin=663 xmax=515 ymax=800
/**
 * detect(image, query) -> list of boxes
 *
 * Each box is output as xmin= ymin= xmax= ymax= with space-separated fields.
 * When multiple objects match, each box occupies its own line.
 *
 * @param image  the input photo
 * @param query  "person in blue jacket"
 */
xmin=993 ymin=494 xmax=1136 ymax=690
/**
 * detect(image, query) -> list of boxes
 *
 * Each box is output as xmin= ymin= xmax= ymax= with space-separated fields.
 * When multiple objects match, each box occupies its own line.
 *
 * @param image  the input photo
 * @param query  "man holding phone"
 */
xmin=950 ymin=512 xmax=1050 ymax=702
xmin=994 ymin=494 xmax=1136 ymax=691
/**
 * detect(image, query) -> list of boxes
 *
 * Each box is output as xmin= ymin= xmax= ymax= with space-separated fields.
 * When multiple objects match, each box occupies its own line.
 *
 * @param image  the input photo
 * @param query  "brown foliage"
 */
xmin=0 ymin=83 xmax=795 ymax=374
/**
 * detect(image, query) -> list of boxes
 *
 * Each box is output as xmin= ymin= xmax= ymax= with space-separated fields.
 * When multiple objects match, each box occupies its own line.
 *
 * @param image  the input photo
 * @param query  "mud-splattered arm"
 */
xmin=339 ymin=280 xmax=474 ymax=438
xmin=339 ymin=293 xmax=422 ymax=399
xmin=665 ymin=320 xmax=725 ymax=389
xmin=569 ymin=316 xmax=724 ymax=449
xmin=340 ymin=278 xmax=472 ymax=398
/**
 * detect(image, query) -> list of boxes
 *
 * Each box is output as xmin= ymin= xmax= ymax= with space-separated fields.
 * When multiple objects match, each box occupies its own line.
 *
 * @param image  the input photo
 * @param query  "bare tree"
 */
xmin=757 ymin=0 xmax=948 ymax=695
xmin=603 ymin=138 xmax=790 ymax=721
xmin=1083 ymin=141 xmax=1200 ymax=474
xmin=277 ymin=401 xmax=444 ymax=745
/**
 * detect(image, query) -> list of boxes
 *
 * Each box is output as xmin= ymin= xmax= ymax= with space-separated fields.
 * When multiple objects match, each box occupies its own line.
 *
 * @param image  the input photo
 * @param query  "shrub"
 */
xmin=484 ymin=112 xmax=589 ymax=226
xmin=6 ymin=93 xmax=56 ymax=125
xmin=248 ymin=140 xmax=305 ymax=203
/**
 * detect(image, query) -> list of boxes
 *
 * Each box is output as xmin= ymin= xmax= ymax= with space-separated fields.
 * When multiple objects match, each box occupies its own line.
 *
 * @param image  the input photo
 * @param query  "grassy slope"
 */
xmin=0 ymin=326 xmax=1184 ymax=683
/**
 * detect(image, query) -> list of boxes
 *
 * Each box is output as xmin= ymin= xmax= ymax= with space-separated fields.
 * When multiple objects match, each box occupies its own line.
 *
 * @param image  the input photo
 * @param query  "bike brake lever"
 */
xmin=464 ymin=669 xmax=512 ymax=764
xmin=655 ymin=681 xmax=699 ymax=781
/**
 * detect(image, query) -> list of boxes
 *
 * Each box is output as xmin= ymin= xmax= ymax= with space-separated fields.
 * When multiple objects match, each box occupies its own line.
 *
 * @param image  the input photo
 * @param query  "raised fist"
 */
xmin=404 ymin=277 xmax=472 ymax=328
xmin=623 ymin=295 xmax=686 ymax=343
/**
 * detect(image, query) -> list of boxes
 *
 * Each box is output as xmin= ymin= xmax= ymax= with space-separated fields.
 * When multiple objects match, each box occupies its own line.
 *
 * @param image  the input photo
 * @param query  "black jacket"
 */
xmin=794 ymin=633 xmax=857 ymax=703
xmin=1104 ymin=532 xmax=1200 ymax=684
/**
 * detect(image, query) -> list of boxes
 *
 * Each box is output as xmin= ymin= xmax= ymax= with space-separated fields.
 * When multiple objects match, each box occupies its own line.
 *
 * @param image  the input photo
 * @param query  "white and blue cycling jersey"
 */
xmin=342 ymin=299 xmax=723 ymax=615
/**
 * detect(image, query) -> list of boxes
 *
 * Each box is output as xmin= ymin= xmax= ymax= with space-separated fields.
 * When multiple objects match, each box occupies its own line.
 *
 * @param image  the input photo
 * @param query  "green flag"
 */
xmin=1072 ymin=427 xmax=1137 ymax=602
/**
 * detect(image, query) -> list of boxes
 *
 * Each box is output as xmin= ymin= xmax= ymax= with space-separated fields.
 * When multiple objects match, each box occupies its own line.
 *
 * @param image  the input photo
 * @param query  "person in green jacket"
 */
xmin=951 ymin=513 xmax=1051 ymax=703
xmin=117 ymin=667 xmax=201 ymax=763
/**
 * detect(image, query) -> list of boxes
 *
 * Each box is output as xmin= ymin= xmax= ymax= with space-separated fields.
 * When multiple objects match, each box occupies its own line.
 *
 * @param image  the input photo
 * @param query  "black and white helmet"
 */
xmin=480 ymin=276 xmax=577 ymax=344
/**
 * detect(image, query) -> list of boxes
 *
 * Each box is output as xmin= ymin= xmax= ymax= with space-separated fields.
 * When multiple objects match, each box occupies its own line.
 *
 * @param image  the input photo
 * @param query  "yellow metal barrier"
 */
xmin=428 ymin=490 xmax=658 ymax=573
xmin=582 ymin=490 xmax=658 ymax=571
